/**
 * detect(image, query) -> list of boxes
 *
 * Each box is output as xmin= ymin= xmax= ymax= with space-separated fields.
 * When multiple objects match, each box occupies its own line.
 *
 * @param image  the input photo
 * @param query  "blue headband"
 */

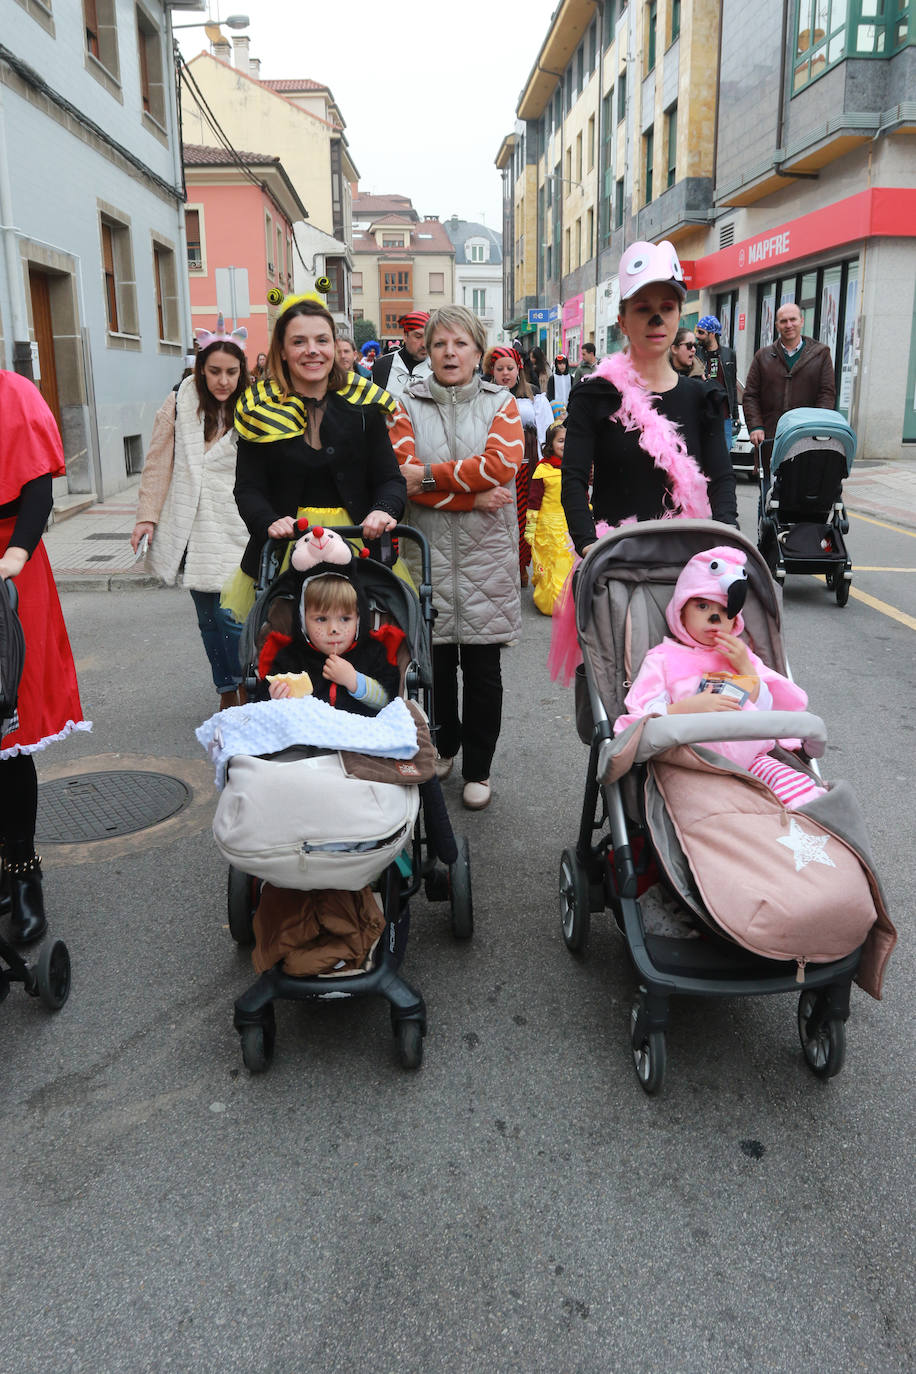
xmin=698 ymin=315 xmax=721 ymax=334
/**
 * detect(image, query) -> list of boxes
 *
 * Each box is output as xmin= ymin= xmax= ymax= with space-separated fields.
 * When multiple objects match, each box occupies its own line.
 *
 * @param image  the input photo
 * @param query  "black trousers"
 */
xmin=432 ymin=642 xmax=502 ymax=783
xmin=0 ymin=752 xmax=38 ymax=857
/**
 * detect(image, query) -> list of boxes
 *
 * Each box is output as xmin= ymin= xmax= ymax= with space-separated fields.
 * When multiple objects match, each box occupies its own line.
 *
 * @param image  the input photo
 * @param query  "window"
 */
xmin=429 ymin=271 xmax=445 ymax=293
xmin=383 ymin=310 xmax=402 ymax=335
xmin=136 ymin=6 xmax=165 ymax=126
xmin=468 ymin=242 xmax=487 ymax=262
xmin=576 ymin=43 xmax=585 ymax=92
xmin=565 ymin=64 xmax=573 ymax=111
xmin=790 ymin=0 xmax=894 ymax=90
xmin=265 ymin=212 xmax=274 ymax=276
xmin=352 ymin=271 xmax=363 ymax=293
xmin=644 ymin=126 xmax=654 ymax=204
xmin=575 ymin=132 xmax=583 ymax=182
xmin=84 ymin=0 xmax=120 ymax=84
xmin=615 ymin=177 xmax=625 ymax=229
xmin=564 ymin=228 xmax=571 ymax=274
xmin=666 ymin=104 xmax=678 ymax=188
xmin=587 ymin=208 xmax=594 ymax=260
xmin=353 ymin=308 xmax=364 ymax=321
xmin=152 ymin=239 xmax=179 ymax=342
xmin=565 ymin=146 xmax=572 ymax=185
xmin=277 ymin=226 xmax=284 ymax=286
xmin=587 ymin=115 xmax=595 ymax=172
xmin=617 ymin=70 xmax=627 ymax=123
xmin=381 ymin=268 xmax=412 ymax=295
xmin=575 ymin=219 xmax=582 ymax=269
xmin=588 ymin=19 xmax=598 ymax=70
xmin=99 ymin=210 xmax=138 ymax=337
xmin=382 ymin=235 xmax=405 ymax=248
xmin=472 ymin=288 xmax=487 ymax=316
xmin=671 ymin=0 xmax=681 ymax=42
xmin=647 ymin=0 xmax=657 ymax=71
xmin=185 ymin=208 xmax=203 ymax=271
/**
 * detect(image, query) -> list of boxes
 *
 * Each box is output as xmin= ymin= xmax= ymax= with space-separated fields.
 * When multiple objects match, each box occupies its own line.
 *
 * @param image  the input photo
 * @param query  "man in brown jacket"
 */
xmin=743 ymin=302 xmax=836 ymax=476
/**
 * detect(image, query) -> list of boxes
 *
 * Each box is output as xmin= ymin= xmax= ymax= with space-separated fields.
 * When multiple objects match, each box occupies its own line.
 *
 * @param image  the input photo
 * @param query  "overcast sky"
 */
xmin=193 ymin=0 xmax=559 ymax=230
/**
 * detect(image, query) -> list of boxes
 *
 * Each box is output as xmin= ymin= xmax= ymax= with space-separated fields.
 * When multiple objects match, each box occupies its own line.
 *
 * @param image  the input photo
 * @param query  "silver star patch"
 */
xmin=777 ymin=817 xmax=836 ymax=873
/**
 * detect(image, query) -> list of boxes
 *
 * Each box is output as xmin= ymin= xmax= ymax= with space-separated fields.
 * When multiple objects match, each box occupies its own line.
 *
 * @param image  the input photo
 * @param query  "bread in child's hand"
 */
xmin=266 ymin=671 xmax=313 ymax=698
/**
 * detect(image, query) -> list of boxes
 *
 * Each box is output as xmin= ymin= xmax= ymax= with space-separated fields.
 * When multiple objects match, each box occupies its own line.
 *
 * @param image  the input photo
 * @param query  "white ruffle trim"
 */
xmin=1 ymin=719 xmax=93 ymax=760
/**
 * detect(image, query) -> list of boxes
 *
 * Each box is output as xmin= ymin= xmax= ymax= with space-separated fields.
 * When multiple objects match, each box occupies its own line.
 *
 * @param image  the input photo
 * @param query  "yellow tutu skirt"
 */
xmin=221 ymin=505 xmax=414 ymax=624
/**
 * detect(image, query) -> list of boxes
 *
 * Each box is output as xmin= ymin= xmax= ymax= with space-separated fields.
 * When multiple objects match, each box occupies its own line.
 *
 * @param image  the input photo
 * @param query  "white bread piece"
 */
xmin=266 ymin=671 xmax=313 ymax=698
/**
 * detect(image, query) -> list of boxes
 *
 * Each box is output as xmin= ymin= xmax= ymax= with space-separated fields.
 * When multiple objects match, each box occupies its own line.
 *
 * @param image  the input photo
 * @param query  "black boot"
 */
xmin=7 ymin=855 xmax=48 ymax=945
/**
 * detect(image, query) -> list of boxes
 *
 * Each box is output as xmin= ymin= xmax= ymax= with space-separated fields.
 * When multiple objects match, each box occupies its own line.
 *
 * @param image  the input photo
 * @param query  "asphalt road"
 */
xmin=2 ymin=494 xmax=913 ymax=1373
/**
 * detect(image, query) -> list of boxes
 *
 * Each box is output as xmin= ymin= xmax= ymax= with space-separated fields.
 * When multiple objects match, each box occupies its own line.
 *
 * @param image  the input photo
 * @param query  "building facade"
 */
xmin=497 ymin=0 xmax=916 ymax=457
xmin=179 ymin=44 xmax=357 ymax=331
xmin=351 ymin=194 xmax=455 ymax=344
xmin=184 ymin=144 xmax=306 ymax=365
xmin=443 ymin=216 xmax=504 ymax=349
xmin=2 ymin=0 xmax=197 ymax=502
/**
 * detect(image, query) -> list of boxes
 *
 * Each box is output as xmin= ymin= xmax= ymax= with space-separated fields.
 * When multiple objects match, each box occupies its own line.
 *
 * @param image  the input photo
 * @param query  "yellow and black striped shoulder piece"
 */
xmin=234 ymin=380 xmax=307 ymax=443
xmin=336 ymin=371 xmax=397 ymax=415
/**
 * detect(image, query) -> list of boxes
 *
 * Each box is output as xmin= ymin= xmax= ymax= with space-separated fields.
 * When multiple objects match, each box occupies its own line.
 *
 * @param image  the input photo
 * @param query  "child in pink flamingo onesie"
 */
xmin=614 ymin=546 xmax=826 ymax=808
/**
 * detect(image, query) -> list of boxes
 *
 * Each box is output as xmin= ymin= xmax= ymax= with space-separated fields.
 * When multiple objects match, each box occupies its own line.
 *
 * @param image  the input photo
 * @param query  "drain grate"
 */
xmin=36 ymin=771 xmax=191 ymax=843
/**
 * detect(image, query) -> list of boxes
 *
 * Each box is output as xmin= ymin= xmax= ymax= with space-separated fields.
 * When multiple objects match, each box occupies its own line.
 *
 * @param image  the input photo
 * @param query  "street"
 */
xmin=2 ymin=481 xmax=914 ymax=1373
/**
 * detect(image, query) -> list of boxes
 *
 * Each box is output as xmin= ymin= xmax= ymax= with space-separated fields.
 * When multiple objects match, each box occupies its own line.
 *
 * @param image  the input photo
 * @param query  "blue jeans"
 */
xmin=724 ymin=418 xmax=734 ymax=453
xmin=189 ymin=590 xmax=243 ymax=693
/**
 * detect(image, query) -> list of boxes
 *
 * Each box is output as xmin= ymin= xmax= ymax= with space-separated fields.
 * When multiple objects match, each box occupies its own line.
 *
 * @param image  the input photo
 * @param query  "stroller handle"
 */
xmin=256 ymin=522 xmax=432 ymax=595
xmin=634 ymin=709 xmax=827 ymax=759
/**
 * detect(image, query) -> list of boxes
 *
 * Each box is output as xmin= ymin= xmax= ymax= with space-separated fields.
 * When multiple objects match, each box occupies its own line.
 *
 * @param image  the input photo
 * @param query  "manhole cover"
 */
xmin=36 ymin=771 xmax=191 ymax=843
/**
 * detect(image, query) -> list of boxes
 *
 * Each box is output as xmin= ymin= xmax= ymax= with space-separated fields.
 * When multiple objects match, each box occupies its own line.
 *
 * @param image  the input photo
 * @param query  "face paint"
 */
xmin=648 ymin=314 xmax=663 ymax=327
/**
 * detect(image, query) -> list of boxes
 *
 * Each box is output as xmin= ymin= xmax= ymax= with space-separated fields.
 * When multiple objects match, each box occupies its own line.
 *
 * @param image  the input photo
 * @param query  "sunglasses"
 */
xmin=679 ymin=341 xmax=697 ymax=350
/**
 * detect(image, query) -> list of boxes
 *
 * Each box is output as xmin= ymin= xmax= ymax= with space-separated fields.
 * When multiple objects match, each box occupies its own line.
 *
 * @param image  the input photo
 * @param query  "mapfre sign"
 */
xmin=680 ymin=188 xmax=916 ymax=290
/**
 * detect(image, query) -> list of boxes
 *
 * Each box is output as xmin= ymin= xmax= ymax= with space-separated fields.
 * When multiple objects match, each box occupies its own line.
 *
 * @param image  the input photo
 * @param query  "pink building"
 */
xmin=183 ymin=144 xmax=308 ymax=366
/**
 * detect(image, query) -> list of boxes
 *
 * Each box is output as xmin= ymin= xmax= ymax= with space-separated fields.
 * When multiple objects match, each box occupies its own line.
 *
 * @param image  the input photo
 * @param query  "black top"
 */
xmin=0 ymin=475 xmax=53 ymax=556
xmin=561 ymin=375 xmax=738 ymax=554
xmin=233 ymin=392 xmax=406 ymax=577
xmin=698 ymin=341 xmax=738 ymax=420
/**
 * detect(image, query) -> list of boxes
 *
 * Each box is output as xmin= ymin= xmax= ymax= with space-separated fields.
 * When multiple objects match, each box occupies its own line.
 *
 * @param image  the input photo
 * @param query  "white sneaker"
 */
xmin=434 ymin=755 xmax=454 ymax=781
xmin=462 ymin=779 xmax=491 ymax=810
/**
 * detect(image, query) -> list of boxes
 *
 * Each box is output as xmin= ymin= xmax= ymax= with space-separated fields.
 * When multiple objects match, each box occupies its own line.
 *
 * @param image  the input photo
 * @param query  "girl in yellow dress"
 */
xmin=525 ymin=422 xmax=574 ymax=616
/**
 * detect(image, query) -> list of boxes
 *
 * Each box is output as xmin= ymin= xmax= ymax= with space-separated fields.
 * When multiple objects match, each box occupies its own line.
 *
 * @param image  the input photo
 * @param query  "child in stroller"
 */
xmin=560 ymin=520 xmax=895 ymax=1094
xmin=615 ymin=546 xmax=825 ymax=809
xmin=198 ymin=521 xmax=472 ymax=1074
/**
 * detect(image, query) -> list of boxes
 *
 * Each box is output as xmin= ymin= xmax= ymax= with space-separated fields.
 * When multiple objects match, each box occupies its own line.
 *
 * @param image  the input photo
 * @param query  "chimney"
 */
xmin=249 ymin=56 xmax=261 ymax=79
xmin=232 ymin=34 xmax=250 ymax=71
xmin=212 ymin=37 xmax=231 ymax=62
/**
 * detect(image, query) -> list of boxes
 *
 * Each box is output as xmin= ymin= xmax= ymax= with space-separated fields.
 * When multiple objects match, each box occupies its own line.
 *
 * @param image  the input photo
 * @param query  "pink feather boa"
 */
xmin=547 ymin=352 xmax=712 ymax=685
xmin=590 ymin=351 xmax=712 ymax=520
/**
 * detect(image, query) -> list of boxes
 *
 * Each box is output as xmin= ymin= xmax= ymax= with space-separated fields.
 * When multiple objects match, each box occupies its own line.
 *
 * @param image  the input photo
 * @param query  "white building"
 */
xmin=1 ymin=0 xmax=197 ymax=504
xmin=443 ymin=218 xmax=503 ymax=349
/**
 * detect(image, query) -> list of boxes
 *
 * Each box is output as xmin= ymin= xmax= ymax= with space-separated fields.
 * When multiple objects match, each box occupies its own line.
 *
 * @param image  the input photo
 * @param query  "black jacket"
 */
xmin=697 ymin=341 xmax=738 ymax=420
xmin=561 ymin=375 xmax=738 ymax=554
xmin=233 ymin=393 xmax=406 ymax=577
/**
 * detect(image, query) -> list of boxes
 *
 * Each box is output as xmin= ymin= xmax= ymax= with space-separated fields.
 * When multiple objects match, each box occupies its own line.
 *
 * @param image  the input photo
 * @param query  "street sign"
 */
xmin=215 ymin=267 xmax=250 ymax=326
xmin=528 ymin=306 xmax=559 ymax=325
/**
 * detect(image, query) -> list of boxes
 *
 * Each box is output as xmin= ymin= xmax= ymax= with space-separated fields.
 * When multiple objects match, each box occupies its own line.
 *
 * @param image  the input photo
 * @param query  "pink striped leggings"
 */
xmin=749 ymin=754 xmax=826 ymax=809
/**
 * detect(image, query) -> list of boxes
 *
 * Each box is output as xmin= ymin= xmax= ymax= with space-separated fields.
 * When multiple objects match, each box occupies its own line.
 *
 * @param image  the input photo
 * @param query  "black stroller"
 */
xmin=220 ymin=524 xmax=472 ymax=1074
xmin=757 ymin=407 xmax=856 ymax=606
xmin=560 ymin=519 xmax=892 ymax=1095
xmin=0 ymin=579 xmax=71 ymax=1017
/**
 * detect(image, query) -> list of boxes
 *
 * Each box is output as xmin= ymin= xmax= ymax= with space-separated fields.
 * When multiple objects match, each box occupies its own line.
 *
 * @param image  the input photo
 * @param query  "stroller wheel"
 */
xmin=835 ymin=574 xmax=851 ymax=608
xmin=559 ymin=848 xmax=590 ymax=953
xmin=240 ymin=1004 xmax=276 ymax=1075
xmin=448 ymin=837 xmax=474 ymax=941
xmin=630 ymin=993 xmax=666 ymax=1095
xmin=394 ymin=1018 xmax=424 ymax=1071
xmin=35 ymin=938 xmax=71 ymax=1011
xmin=797 ymin=990 xmax=846 ymax=1079
xmin=227 ymin=866 xmax=257 ymax=946
xmin=825 ymin=567 xmax=837 ymax=590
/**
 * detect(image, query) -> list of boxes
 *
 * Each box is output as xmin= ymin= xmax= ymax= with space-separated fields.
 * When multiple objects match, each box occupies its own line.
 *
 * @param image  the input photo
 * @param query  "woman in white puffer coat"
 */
xmin=131 ymin=318 xmax=250 ymax=708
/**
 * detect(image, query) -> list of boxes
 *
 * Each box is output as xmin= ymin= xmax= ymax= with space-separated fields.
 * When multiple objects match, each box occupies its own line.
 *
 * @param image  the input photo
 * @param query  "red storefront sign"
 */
xmin=738 ymin=313 xmax=746 ymax=331
xmin=680 ymin=187 xmax=916 ymax=291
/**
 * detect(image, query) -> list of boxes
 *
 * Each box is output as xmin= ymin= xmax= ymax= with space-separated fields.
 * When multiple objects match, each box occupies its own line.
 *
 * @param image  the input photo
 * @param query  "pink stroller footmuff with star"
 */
xmin=559 ymin=518 xmax=896 ymax=1094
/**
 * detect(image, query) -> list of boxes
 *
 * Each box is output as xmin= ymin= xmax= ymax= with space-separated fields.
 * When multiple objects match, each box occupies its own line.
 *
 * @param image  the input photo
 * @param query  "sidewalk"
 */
xmin=41 ymin=460 xmax=916 ymax=592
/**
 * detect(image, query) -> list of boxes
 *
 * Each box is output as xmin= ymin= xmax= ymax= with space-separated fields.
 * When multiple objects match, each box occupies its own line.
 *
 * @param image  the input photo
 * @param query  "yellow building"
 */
xmin=179 ymin=38 xmax=358 ymax=325
xmin=497 ymin=0 xmax=720 ymax=359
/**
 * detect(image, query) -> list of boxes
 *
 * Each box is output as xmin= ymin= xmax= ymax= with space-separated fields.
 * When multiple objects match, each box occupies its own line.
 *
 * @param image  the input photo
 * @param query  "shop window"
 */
xmin=754 ymin=259 xmax=859 ymax=416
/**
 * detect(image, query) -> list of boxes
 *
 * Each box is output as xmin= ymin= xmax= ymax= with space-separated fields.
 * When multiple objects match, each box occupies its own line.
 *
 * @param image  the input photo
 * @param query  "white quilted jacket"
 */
xmin=399 ymin=376 xmax=521 ymax=645
xmin=147 ymin=377 xmax=248 ymax=591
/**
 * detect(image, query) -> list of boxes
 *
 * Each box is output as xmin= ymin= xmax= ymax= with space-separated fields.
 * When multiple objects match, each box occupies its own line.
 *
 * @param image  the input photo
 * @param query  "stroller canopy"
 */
xmin=771 ymin=408 xmax=856 ymax=475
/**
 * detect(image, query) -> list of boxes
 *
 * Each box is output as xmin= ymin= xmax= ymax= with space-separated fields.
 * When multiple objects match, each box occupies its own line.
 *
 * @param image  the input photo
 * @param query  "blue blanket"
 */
xmin=196 ymin=696 xmax=419 ymax=788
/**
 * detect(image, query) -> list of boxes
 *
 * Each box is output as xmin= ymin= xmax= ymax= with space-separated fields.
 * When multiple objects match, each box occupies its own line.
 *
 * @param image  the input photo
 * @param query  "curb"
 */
xmin=55 ymin=573 xmax=163 ymax=593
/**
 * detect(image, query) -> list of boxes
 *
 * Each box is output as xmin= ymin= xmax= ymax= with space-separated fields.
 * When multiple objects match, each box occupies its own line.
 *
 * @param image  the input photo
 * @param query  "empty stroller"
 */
xmin=561 ymin=519 xmax=895 ymax=1094
xmin=199 ymin=524 xmax=472 ymax=1075
xmin=757 ymin=407 xmax=856 ymax=605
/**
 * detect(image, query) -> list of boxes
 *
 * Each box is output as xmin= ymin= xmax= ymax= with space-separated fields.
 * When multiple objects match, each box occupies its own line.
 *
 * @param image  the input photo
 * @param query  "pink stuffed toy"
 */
xmin=290 ymin=526 xmax=353 ymax=573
